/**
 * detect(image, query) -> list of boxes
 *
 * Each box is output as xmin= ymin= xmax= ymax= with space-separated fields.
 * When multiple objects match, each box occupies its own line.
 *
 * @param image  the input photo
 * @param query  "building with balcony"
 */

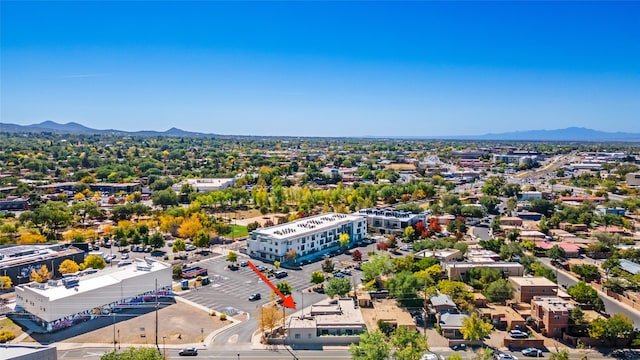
xmin=247 ymin=213 xmax=366 ymax=263
xmin=354 ymin=208 xmax=426 ymax=235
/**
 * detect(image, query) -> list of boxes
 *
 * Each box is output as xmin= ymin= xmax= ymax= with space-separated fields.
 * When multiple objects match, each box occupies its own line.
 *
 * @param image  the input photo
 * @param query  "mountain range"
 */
xmin=1 ymin=121 xmax=639 ymax=142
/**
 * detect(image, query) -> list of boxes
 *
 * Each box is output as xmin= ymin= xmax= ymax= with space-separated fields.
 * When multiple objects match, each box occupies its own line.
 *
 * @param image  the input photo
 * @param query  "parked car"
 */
xmin=497 ymin=354 xmax=518 ymax=360
xmin=333 ymin=272 xmax=345 ymax=278
xmin=248 ymin=293 xmax=261 ymax=301
xmin=121 ymin=253 xmax=129 ymax=260
xmin=185 ymin=244 xmax=197 ymax=251
xmin=274 ymin=270 xmax=288 ymax=279
xmin=178 ymin=347 xmax=198 ymax=356
xmin=521 ymin=348 xmax=543 ymax=357
xmin=240 ymin=261 xmax=248 ymax=267
xmin=340 ymin=269 xmax=352 ymax=276
xmin=117 ymin=260 xmax=132 ymax=267
xmin=509 ymin=330 xmax=528 ymax=338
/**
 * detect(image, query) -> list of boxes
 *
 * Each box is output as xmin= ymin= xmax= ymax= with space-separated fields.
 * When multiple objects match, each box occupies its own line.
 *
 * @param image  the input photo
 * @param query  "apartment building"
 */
xmin=354 ymin=208 xmax=426 ymax=235
xmin=247 ymin=213 xmax=366 ymax=263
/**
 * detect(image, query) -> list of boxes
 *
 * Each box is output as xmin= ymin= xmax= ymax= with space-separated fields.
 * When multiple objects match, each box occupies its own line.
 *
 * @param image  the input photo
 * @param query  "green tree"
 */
xmin=152 ymin=189 xmax=179 ymax=209
xmin=499 ymin=241 xmax=523 ymax=261
xmin=386 ymin=271 xmax=420 ymax=302
xmin=484 ymin=279 xmax=513 ymax=303
xmin=101 ymin=347 xmax=164 ymax=360
xmin=571 ymin=264 xmax=601 ymax=282
xmin=588 ymin=313 xmax=634 ymax=345
xmin=192 ymin=229 xmax=210 ymax=250
xmin=172 ymin=238 xmax=186 ymax=253
xmin=361 ymin=254 xmax=393 ymax=282
xmin=70 ymin=200 xmax=102 ymax=226
xmin=460 ymin=312 xmax=493 ymax=341
xmin=389 ymin=326 xmax=429 ymax=360
xmin=568 ymin=281 xmax=604 ymax=311
xmin=310 ymin=271 xmax=325 ymax=285
xmin=349 ymin=330 xmax=390 ymax=360
xmin=326 ymin=277 xmax=352 ymax=298
xmin=546 ymin=245 xmax=566 ymax=264
xmin=148 ymin=232 xmax=165 ymax=250
xmin=226 ymin=251 xmax=238 ymax=265
xmin=276 ymin=281 xmax=292 ymax=296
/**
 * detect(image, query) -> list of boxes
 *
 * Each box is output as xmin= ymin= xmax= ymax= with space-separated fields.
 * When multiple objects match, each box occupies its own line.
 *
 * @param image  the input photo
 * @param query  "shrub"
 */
xmin=210 ymin=311 xmax=217 ymax=316
xmin=220 ymin=313 xmax=227 ymax=321
xmin=0 ymin=329 xmax=16 ymax=343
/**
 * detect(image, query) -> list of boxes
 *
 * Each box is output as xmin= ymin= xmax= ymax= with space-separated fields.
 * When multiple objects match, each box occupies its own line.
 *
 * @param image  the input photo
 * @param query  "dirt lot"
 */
xmin=27 ymin=301 xmax=230 ymax=345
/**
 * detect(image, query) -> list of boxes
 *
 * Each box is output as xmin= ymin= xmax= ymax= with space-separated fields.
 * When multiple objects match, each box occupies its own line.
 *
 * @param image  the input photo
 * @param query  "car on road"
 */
xmin=521 ymin=348 xmax=543 ymax=357
xmin=121 ymin=253 xmax=129 ymax=260
xmin=256 ymin=265 xmax=267 ymax=272
xmin=248 ymin=293 xmax=261 ymax=301
xmin=496 ymin=354 xmax=518 ymax=360
xmin=178 ymin=347 xmax=198 ymax=356
xmin=240 ymin=261 xmax=248 ymax=267
xmin=509 ymin=330 xmax=528 ymax=338
xmin=185 ymin=244 xmax=197 ymax=251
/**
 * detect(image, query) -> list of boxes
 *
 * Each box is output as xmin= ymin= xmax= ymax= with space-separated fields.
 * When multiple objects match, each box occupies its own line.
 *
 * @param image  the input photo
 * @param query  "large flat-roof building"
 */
xmin=247 ymin=213 xmax=366 ymax=263
xmin=171 ymin=178 xmax=236 ymax=193
xmin=0 ymin=244 xmax=86 ymax=286
xmin=14 ymin=259 xmax=171 ymax=332
xmin=509 ymin=277 xmax=558 ymax=304
xmin=354 ymin=208 xmax=426 ymax=235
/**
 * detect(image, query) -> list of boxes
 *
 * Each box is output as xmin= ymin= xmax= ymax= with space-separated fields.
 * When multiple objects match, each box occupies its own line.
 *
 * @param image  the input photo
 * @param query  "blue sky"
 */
xmin=1 ymin=1 xmax=639 ymax=137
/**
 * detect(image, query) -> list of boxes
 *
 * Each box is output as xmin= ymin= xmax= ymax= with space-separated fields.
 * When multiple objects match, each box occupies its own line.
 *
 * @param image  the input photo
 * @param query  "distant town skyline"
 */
xmin=2 ymin=1 xmax=639 ymax=137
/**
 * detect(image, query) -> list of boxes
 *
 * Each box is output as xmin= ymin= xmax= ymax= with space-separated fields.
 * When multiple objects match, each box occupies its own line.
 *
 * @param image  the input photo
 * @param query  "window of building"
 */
xmin=295 ymin=334 xmax=300 ymax=339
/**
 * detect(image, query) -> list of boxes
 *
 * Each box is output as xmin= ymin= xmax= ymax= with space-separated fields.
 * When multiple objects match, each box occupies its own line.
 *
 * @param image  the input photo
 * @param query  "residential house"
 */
xmin=429 ymin=294 xmax=457 ymax=314
xmin=438 ymin=313 xmax=469 ymax=339
xmin=530 ymin=296 xmax=574 ymax=337
xmin=509 ymin=277 xmax=558 ymax=304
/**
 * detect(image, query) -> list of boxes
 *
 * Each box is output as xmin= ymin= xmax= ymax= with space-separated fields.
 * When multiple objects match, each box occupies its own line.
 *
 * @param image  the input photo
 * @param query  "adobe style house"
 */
xmin=530 ymin=296 xmax=574 ymax=337
xmin=509 ymin=277 xmax=558 ymax=304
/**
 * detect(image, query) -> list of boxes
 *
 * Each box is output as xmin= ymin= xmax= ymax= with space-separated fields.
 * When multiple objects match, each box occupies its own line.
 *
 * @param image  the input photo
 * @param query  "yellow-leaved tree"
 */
xmin=17 ymin=232 xmax=46 ymax=245
xmin=30 ymin=265 xmax=51 ymax=283
xmin=178 ymin=214 xmax=203 ymax=239
xmin=58 ymin=259 xmax=80 ymax=274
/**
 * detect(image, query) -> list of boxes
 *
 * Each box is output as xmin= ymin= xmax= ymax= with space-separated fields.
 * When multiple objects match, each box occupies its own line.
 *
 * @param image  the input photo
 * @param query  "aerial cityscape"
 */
xmin=1 ymin=1 xmax=640 ymax=360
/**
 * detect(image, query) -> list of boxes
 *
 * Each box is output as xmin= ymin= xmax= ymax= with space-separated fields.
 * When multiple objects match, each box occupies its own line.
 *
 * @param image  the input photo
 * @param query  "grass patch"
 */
xmin=0 ymin=317 xmax=24 ymax=335
xmin=225 ymin=224 xmax=249 ymax=238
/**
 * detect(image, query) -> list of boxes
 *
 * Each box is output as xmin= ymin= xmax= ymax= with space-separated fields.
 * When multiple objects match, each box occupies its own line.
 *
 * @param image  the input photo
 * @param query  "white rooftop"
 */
xmin=22 ymin=259 xmax=170 ymax=301
xmin=254 ymin=212 xmax=363 ymax=240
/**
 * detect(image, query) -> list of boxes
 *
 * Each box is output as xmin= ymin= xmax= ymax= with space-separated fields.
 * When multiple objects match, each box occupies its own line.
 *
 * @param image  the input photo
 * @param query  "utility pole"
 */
xmin=155 ymin=279 xmax=159 ymax=350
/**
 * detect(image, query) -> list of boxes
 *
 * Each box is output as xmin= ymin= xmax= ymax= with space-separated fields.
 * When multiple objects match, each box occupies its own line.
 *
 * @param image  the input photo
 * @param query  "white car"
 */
xmin=497 ymin=354 xmax=519 ymax=360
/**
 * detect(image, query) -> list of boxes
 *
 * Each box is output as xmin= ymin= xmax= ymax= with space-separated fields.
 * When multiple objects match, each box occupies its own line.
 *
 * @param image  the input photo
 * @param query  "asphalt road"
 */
xmin=539 ymin=258 xmax=640 ymax=328
xmin=56 ymin=346 xmax=617 ymax=360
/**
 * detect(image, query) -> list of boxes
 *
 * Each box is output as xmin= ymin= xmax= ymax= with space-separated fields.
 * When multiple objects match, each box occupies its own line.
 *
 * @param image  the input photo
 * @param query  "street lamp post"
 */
xmin=162 ymin=336 xmax=166 ymax=359
xmin=201 ymin=328 xmax=204 ymax=342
